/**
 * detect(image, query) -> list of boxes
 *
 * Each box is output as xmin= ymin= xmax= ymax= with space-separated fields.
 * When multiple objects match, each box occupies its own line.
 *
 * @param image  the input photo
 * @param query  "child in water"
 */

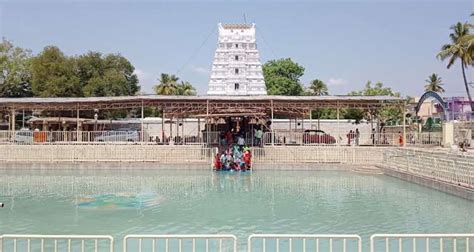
xmin=243 ymin=150 xmax=252 ymax=170
xmin=214 ymin=153 xmax=221 ymax=170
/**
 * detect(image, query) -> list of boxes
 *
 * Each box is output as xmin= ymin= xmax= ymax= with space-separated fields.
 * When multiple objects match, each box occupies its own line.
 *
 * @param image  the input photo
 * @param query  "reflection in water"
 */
xmin=77 ymin=193 xmax=165 ymax=210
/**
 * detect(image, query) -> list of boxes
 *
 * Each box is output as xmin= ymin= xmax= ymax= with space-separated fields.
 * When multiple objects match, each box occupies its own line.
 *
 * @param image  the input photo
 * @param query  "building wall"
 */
xmin=142 ymin=118 xmax=373 ymax=139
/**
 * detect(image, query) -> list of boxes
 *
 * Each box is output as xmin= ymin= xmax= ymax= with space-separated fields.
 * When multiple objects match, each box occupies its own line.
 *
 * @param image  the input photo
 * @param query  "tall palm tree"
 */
xmin=437 ymin=22 xmax=474 ymax=111
xmin=176 ymin=81 xmax=196 ymax=96
xmin=309 ymin=79 xmax=329 ymax=96
xmin=308 ymin=79 xmax=328 ymax=129
xmin=424 ymin=73 xmax=445 ymax=93
xmin=154 ymin=73 xmax=179 ymax=95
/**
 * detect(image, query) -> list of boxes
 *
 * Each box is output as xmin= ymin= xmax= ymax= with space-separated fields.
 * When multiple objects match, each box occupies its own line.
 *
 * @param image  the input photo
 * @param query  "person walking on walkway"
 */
xmin=355 ymin=128 xmax=360 ymax=146
xmin=255 ymin=128 xmax=263 ymax=147
xmin=371 ymin=128 xmax=376 ymax=145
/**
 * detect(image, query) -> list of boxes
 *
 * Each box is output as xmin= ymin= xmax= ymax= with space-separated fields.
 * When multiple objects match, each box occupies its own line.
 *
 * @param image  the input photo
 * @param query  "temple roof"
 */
xmin=0 ymin=95 xmax=404 ymax=117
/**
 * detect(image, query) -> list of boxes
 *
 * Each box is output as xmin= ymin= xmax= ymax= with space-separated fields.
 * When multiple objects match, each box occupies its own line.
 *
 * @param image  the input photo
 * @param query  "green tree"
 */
xmin=262 ymin=58 xmax=305 ymax=95
xmin=437 ymin=22 xmax=474 ymax=111
xmin=154 ymin=73 xmax=179 ymax=95
xmin=308 ymin=79 xmax=329 ymax=129
xmin=175 ymin=81 xmax=196 ymax=96
xmin=30 ymin=46 xmax=81 ymax=97
xmin=424 ymin=73 xmax=445 ymax=93
xmin=0 ymin=38 xmax=33 ymax=97
xmin=308 ymin=79 xmax=328 ymax=96
xmin=345 ymin=81 xmax=401 ymax=123
xmin=78 ymin=52 xmax=140 ymax=96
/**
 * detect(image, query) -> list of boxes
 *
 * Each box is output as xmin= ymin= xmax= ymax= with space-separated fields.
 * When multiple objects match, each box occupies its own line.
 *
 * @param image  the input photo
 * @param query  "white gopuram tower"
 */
xmin=207 ymin=23 xmax=267 ymax=96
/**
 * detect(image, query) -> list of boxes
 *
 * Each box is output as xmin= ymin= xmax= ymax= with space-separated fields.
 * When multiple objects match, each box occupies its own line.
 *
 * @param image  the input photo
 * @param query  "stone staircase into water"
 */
xmin=352 ymin=166 xmax=383 ymax=175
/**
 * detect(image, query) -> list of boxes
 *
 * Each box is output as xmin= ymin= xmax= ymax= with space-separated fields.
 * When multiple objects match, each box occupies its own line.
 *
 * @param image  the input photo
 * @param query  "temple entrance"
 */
xmin=203 ymin=115 xmax=270 ymax=147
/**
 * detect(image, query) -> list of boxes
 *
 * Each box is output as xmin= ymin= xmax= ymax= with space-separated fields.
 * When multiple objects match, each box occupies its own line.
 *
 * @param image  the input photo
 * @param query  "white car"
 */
xmin=94 ymin=130 xmax=139 ymax=142
xmin=15 ymin=129 xmax=33 ymax=144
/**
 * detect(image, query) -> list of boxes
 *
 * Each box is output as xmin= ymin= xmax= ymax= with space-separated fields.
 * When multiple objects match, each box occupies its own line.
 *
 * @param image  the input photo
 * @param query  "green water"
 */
xmin=0 ymin=169 xmax=472 ymax=251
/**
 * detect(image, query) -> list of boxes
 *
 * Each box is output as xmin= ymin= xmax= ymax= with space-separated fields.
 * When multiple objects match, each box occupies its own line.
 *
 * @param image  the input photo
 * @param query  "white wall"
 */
xmin=142 ymin=118 xmax=374 ymax=138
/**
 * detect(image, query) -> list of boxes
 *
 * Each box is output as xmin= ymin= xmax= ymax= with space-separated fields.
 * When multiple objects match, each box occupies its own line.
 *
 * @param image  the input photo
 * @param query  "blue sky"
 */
xmin=1 ymin=0 xmax=473 ymax=97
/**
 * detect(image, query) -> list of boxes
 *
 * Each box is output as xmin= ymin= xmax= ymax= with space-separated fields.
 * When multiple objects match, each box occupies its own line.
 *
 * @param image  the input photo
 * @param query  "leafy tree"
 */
xmin=308 ymin=79 xmax=328 ymax=96
xmin=263 ymin=58 xmax=305 ymax=95
xmin=308 ymin=79 xmax=329 ymax=128
xmin=78 ymin=52 xmax=140 ymax=96
xmin=345 ymin=81 xmax=401 ymax=124
xmin=424 ymin=73 xmax=445 ymax=93
xmin=30 ymin=46 xmax=81 ymax=97
xmin=0 ymin=38 xmax=33 ymax=97
xmin=154 ymin=73 xmax=179 ymax=95
xmin=153 ymin=74 xmax=196 ymax=96
xmin=175 ymin=81 xmax=196 ymax=96
xmin=437 ymin=22 xmax=474 ymax=111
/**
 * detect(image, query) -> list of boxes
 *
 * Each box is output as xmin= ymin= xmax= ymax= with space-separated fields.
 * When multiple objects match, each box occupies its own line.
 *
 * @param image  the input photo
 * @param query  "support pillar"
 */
xmin=169 ymin=116 xmax=173 ymax=144
xmin=271 ymin=100 xmax=274 ymax=146
xmin=402 ymin=101 xmax=406 ymax=147
xmin=161 ymin=109 xmax=165 ymax=143
xmin=336 ymin=102 xmax=340 ymax=146
xmin=197 ymin=118 xmax=201 ymax=143
xmin=7 ymin=113 xmax=11 ymax=132
xmin=309 ymin=110 xmax=313 ymax=130
xmin=11 ymin=109 xmax=15 ymax=138
xmin=206 ymin=100 xmax=210 ymax=146
xmin=176 ymin=118 xmax=180 ymax=143
xmin=76 ymin=104 xmax=80 ymax=142
xmin=141 ymin=100 xmax=144 ymax=143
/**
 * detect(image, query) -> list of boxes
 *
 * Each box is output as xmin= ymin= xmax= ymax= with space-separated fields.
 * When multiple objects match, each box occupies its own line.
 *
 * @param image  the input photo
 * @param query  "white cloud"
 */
xmin=327 ymin=78 xmax=347 ymax=87
xmin=190 ymin=65 xmax=210 ymax=75
xmin=134 ymin=68 xmax=157 ymax=94
xmin=134 ymin=69 xmax=153 ymax=81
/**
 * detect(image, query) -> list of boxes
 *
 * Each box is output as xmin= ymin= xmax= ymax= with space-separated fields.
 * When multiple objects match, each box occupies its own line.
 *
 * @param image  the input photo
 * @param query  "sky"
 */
xmin=1 ymin=0 xmax=473 ymax=97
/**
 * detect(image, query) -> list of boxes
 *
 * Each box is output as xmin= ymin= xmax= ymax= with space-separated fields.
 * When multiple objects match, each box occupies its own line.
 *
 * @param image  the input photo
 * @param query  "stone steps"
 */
xmin=352 ymin=166 xmax=383 ymax=175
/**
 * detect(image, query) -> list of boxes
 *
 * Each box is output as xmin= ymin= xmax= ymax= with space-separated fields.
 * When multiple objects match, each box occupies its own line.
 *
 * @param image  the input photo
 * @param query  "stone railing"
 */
xmin=382 ymin=148 xmax=474 ymax=189
xmin=0 ymin=145 xmax=213 ymax=164
xmin=252 ymin=146 xmax=385 ymax=165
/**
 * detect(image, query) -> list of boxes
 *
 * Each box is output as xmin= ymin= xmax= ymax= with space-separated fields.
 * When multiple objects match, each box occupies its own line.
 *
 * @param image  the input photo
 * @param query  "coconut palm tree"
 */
xmin=154 ymin=73 xmax=179 ymax=95
xmin=308 ymin=79 xmax=329 ymax=129
xmin=176 ymin=81 xmax=196 ymax=96
xmin=424 ymin=73 xmax=445 ymax=93
xmin=309 ymin=79 xmax=329 ymax=96
xmin=437 ymin=22 xmax=474 ymax=111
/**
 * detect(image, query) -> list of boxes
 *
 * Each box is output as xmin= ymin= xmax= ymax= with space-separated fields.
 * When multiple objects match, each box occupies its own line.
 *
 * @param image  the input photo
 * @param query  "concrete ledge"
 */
xmin=379 ymin=166 xmax=474 ymax=201
xmin=254 ymin=163 xmax=368 ymax=171
xmin=0 ymin=161 xmax=210 ymax=170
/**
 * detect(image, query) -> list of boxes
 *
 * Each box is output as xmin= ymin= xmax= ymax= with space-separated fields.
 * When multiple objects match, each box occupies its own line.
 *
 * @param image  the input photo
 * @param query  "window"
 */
xmin=235 ymin=43 xmax=239 ymax=48
xmin=235 ymin=55 xmax=239 ymax=61
xmin=234 ymin=83 xmax=239 ymax=90
xmin=235 ymin=68 xmax=239 ymax=74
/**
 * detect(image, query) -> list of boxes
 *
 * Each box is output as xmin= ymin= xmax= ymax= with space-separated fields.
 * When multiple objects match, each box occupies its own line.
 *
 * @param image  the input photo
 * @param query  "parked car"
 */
xmin=302 ymin=130 xmax=336 ymax=144
xmin=94 ymin=130 xmax=139 ymax=142
xmin=15 ymin=129 xmax=33 ymax=144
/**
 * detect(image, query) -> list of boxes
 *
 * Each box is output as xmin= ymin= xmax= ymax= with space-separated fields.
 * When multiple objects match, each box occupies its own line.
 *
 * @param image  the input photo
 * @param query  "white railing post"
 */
xmin=371 ymin=234 xmax=474 ymax=252
xmin=248 ymin=234 xmax=362 ymax=252
xmin=123 ymin=234 xmax=237 ymax=252
xmin=1 ymin=235 xmax=113 ymax=252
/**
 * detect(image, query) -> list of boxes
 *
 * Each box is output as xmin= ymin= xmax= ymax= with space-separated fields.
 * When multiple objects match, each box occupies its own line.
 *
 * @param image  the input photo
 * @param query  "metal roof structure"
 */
xmin=0 ymin=95 xmax=404 ymax=117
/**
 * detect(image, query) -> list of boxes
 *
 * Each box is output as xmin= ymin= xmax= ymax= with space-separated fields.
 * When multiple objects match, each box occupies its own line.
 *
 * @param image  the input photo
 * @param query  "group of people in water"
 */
xmin=214 ymin=129 xmax=253 ymax=171
xmin=214 ymin=144 xmax=252 ymax=171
